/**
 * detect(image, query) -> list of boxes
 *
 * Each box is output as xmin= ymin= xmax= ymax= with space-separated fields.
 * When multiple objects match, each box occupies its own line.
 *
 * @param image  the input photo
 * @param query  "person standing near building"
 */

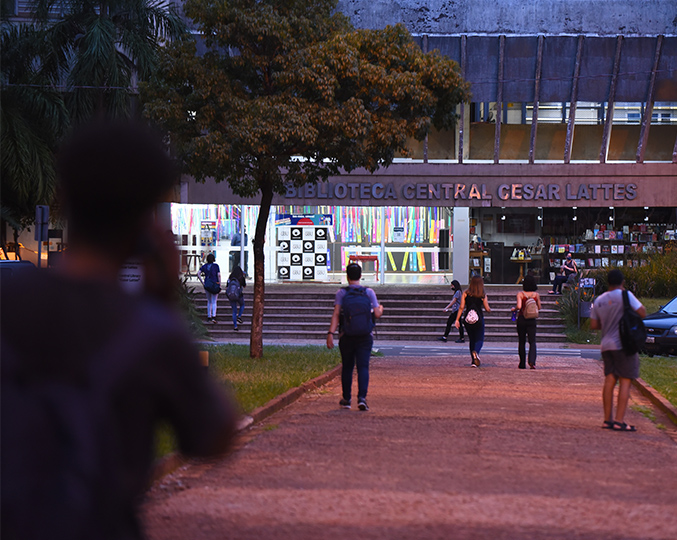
xmin=231 ymin=227 xmax=248 ymax=275
xmin=455 ymin=275 xmax=491 ymax=367
xmin=438 ymin=280 xmax=464 ymax=343
xmin=199 ymin=253 xmax=221 ymax=323
xmin=514 ymin=274 xmax=542 ymax=369
xmin=226 ymin=265 xmax=246 ymax=331
xmin=549 ymin=252 xmax=578 ymax=294
xmin=326 ymin=263 xmax=384 ymax=411
xmin=590 ymin=269 xmax=646 ymax=431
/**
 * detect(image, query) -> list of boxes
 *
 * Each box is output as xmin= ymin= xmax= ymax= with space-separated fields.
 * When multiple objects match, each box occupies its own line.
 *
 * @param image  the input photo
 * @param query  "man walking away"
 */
xmin=326 ymin=263 xmax=383 ymax=411
xmin=590 ymin=269 xmax=646 ymax=432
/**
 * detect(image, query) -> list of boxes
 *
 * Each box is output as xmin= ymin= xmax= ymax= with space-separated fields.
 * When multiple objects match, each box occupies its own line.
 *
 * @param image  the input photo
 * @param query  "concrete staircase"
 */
xmin=194 ymin=283 xmax=568 ymax=343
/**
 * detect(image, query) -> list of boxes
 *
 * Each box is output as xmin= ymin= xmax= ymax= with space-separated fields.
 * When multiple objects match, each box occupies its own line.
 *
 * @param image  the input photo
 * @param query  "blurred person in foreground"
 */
xmin=590 ymin=269 xmax=646 ymax=432
xmin=1 ymin=121 xmax=238 ymax=540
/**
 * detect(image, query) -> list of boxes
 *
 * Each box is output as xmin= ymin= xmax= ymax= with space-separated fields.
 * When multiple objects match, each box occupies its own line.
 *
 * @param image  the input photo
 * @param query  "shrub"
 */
xmin=176 ymin=276 xmax=209 ymax=338
xmin=588 ymin=251 xmax=677 ymax=298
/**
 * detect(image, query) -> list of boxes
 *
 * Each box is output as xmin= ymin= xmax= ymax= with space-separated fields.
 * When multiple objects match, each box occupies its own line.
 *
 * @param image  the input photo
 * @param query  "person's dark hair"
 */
xmin=451 ymin=279 xmax=462 ymax=292
xmin=522 ymin=275 xmax=538 ymax=292
xmin=206 ymin=253 xmax=216 ymax=264
xmin=608 ymin=269 xmax=624 ymax=286
xmin=57 ymin=120 xmax=176 ymax=248
xmin=346 ymin=263 xmax=362 ymax=281
xmin=229 ymin=265 xmax=244 ymax=282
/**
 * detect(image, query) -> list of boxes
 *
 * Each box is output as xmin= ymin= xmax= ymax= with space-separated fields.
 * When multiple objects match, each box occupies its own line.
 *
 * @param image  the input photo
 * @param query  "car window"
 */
xmin=661 ymin=296 xmax=677 ymax=315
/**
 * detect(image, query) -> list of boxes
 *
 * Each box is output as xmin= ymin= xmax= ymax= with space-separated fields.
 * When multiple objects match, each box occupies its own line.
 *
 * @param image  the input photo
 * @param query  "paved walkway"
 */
xmin=142 ymin=351 xmax=677 ymax=540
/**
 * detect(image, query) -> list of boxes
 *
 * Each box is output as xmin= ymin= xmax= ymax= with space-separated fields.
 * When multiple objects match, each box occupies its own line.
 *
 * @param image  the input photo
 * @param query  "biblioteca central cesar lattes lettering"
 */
xmin=285 ymin=182 xmax=639 ymax=202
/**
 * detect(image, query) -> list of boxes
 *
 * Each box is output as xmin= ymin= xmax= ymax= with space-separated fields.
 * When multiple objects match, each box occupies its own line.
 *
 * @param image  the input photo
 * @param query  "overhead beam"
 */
xmin=599 ymin=36 xmax=624 ymax=163
xmin=636 ymin=35 xmax=664 ymax=163
xmin=564 ymin=36 xmax=584 ymax=164
xmin=458 ymin=35 xmax=467 ymax=164
xmin=494 ymin=35 xmax=505 ymax=164
xmin=422 ymin=34 xmax=429 ymax=163
xmin=529 ymin=35 xmax=545 ymax=164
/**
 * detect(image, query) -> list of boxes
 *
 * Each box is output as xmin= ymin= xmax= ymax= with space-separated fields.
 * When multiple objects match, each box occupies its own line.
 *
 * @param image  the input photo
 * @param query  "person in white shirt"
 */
xmin=590 ymin=269 xmax=646 ymax=432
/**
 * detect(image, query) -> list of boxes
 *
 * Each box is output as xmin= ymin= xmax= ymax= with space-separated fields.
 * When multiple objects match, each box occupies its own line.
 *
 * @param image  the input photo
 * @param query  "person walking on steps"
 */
xmin=199 ymin=253 xmax=221 ymax=323
xmin=590 ymin=269 xmax=646 ymax=432
xmin=514 ymin=274 xmax=542 ymax=369
xmin=226 ymin=265 xmax=246 ymax=331
xmin=327 ymin=263 xmax=384 ymax=411
xmin=549 ymin=252 xmax=577 ymax=294
xmin=455 ymin=275 xmax=491 ymax=367
xmin=438 ymin=280 xmax=464 ymax=343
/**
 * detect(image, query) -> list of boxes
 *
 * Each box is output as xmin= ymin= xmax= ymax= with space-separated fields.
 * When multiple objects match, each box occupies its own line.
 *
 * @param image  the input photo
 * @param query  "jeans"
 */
xmin=206 ymin=291 xmax=218 ymax=318
xmin=517 ymin=316 xmax=537 ymax=367
xmin=229 ymin=296 xmax=245 ymax=327
xmin=552 ymin=275 xmax=567 ymax=293
xmin=339 ymin=334 xmax=373 ymax=402
xmin=464 ymin=320 xmax=485 ymax=355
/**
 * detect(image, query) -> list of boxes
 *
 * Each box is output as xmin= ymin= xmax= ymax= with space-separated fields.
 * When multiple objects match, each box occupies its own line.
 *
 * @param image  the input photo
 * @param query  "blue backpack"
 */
xmin=340 ymin=287 xmax=375 ymax=336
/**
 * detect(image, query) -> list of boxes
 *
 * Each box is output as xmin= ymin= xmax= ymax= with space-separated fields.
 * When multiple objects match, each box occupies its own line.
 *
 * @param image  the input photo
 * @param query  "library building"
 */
xmin=173 ymin=10 xmax=677 ymax=285
xmin=173 ymin=162 xmax=676 ymax=285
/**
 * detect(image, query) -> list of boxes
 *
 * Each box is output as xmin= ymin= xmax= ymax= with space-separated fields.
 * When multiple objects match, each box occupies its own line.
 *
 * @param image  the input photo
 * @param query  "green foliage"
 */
xmin=1 ymin=0 xmax=186 ymax=233
xmin=176 ymin=276 xmax=209 ymax=339
xmin=154 ymin=344 xmax=340 ymax=457
xmin=588 ymin=252 xmax=677 ymax=298
xmin=142 ymin=0 xmax=470 ymax=357
xmin=206 ymin=344 xmax=340 ymax=413
xmin=557 ymin=282 xmax=600 ymax=344
xmin=144 ymin=0 xmax=470 ymax=193
xmin=30 ymin=0 xmax=188 ymax=123
xmin=639 ymin=355 xmax=677 ymax=409
xmin=641 ymin=297 xmax=672 ymax=315
xmin=1 ymin=25 xmax=69 ymax=229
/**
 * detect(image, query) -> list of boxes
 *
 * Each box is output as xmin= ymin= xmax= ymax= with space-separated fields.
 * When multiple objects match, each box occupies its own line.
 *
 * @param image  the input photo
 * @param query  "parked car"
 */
xmin=0 ymin=259 xmax=36 ymax=279
xmin=643 ymin=295 xmax=677 ymax=356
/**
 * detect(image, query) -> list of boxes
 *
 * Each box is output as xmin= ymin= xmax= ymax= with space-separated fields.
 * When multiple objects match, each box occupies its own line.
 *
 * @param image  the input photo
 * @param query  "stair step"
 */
xmin=192 ymin=283 xmax=570 ymax=343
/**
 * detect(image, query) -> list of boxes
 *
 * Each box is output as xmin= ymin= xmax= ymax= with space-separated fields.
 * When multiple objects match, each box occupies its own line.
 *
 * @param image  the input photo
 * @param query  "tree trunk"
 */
xmin=0 ymin=219 xmax=8 ymax=260
xmin=249 ymin=182 xmax=274 ymax=358
xmin=13 ymin=227 xmax=22 ymax=261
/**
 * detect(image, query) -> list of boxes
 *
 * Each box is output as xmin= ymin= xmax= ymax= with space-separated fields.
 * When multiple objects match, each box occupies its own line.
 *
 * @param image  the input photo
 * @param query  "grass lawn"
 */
xmin=155 ymin=345 xmax=341 ymax=457
xmin=638 ymin=298 xmax=677 ymax=408
xmin=640 ymin=355 xmax=677 ymax=409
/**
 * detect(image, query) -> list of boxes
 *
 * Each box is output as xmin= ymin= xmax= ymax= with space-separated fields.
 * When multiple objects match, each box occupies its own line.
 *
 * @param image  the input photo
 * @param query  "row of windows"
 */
xmin=476 ymin=102 xmax=677 ymax=125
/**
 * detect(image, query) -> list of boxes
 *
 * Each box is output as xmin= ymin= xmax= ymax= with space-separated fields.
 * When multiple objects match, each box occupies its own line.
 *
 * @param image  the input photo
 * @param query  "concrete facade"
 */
xmin=336 ymin=0 xmax=677 ymax=36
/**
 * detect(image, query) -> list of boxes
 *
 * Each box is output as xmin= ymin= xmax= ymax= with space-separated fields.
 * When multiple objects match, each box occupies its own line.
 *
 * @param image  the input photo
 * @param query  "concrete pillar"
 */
xmin=452 ymin=207 xmax=470 ymax=286
xmin=156 ymin=202 xmax=172 ymax=232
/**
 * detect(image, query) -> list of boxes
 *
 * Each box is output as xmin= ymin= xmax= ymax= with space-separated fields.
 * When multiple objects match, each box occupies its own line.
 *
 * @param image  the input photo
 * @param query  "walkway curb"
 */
xmin=633 ymin=377 xmax=677 ymax=425
xmin=149 ymin=364 xmax=342 ymax=484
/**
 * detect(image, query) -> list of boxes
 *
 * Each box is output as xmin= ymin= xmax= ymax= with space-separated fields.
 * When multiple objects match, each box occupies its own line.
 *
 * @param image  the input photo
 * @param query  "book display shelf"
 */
xmin=546 ymin=223 xmax=677 ymax=272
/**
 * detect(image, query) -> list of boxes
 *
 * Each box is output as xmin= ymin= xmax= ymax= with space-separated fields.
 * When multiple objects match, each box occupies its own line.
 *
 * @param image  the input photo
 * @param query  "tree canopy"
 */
xmin=142 ymin=0 xmax=470 ymax=357
xmin=0 ymin=0 xmax=186 ymax=250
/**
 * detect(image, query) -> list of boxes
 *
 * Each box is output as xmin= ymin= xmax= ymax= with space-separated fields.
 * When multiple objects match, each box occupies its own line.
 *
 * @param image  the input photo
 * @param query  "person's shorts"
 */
xmin=602 ymin=349 xmax=639 ymax=380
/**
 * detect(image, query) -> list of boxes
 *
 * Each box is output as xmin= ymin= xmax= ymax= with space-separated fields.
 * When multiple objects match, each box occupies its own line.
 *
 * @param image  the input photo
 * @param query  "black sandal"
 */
xmin=602 ymin=420 xmax=615 ymax=430
xmin=613 ymin=421 xmax=637 ymax=432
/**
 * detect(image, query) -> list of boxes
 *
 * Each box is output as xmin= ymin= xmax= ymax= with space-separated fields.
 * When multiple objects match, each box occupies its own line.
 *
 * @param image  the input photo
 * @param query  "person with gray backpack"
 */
xmin=225 ymin=265 xmax=246 ymax=331
xmin=326 ymin=263 xmax=383 ymax=411
xmin=513 ymin=274 xmax=542 ymax=369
